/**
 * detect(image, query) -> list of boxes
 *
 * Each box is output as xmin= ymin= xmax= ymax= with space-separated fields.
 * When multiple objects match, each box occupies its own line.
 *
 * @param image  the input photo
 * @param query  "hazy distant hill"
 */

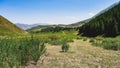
xmin=79 ymin=1 xmax=120 ymax=37
xmin=16 ymin=23 xmax=48 ymax=30
xmin=0 ymin=15 xmax=26 ymax=35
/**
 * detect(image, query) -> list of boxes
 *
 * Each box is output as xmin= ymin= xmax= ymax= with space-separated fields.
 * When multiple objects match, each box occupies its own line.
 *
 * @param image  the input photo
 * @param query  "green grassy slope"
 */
xmin=0 ymin=15 xmax=26 ymax=35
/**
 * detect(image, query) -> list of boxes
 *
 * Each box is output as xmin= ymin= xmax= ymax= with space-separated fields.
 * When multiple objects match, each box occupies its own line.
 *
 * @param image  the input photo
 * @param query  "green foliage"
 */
xmin=83 ymin=37 xmax=87 ymax=41
xmin=48 ymin=35 xmax=60 ymax=40
xmin=0 ymin=36 xmax=46 ymax=67
xmin=79 ymin=3 xmax=120 ymax=37
xmin=28 ymin=26 xmax=77 ymax=33
xmin=89 ymin=38 xmax=95 ymax=43
xmin=49 ymin=38 xmax=74 ymax=45
xmin=34 ymin=31 xmax=77 ymax=45
xmin=61 ymin=43 xmax=70 ymax=52
xmin=76 ymin=36 xmax=83 ymax=39
xmin=49 ymin=40 xmax=64 ymax=45
xmin=93 ymin=38 xmax=120 ymax=50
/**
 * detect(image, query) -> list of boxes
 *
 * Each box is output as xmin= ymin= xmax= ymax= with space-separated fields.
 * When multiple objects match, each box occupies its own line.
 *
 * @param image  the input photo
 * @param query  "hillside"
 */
xmin=0 ymin=15 xmax=26 ymax=35
xmin=69 ymin=18 xmax=91 ymax=26
xmin=27 ymin=25 xmax=77 ymax=33
xmin=79 ymin=2 xmax=120 ymax=37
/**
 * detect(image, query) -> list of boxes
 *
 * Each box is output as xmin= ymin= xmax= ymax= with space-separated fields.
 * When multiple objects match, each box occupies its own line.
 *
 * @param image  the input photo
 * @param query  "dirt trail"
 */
xmin=26 ymin=40 xmax=120 ymax=68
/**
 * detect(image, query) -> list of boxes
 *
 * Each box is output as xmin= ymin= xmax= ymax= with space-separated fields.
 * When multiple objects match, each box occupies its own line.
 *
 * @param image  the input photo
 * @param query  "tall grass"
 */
xmin=93 ymin=38 xmax=120 ymax=51
xmin=0 ymin=36 xmax=46 ymax=68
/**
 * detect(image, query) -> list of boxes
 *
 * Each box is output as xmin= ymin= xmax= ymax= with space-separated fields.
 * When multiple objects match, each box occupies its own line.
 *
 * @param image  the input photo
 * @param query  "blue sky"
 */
xmin=0 ymin=0 xmax=119 ymax=24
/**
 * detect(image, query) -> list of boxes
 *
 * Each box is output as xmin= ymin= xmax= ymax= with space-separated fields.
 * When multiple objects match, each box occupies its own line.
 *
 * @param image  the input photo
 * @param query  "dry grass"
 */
xmin=26 ymin=39 xmax=120 ymax=68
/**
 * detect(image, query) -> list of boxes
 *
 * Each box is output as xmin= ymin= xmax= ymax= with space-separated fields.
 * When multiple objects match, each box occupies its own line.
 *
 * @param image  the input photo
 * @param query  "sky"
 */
xmin=0 ymin=0 xmax=119 ymax=25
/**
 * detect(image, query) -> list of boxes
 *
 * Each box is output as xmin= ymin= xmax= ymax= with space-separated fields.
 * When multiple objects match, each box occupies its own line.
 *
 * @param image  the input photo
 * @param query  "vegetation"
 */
xmin=61 ymin=43 xmax=70 ymax=52
xmin=30 ymin=30 xmax=77 ymax=45
xmin=83 ymin=37 xmax=87 ymax=41
xmin=0 ymin=36 xmax=46 ymax=67
xmin=40 ymin=27 xmax=77 ymax=33
xmin=92 ymin=37 xmax=120 ymax=50
xmin=89 ymin=38 xmax=95 ymax=43
xmin=27 ymin=25 xmax=78 ymax=33
xmin=79 ymin=3 xmax=120 ymax=37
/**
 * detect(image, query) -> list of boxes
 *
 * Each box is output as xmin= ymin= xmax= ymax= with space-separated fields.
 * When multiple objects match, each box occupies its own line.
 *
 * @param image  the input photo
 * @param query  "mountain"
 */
xmin=0 ymin=15 xmax=26 ymax=35
xmin=69 ymin=18 xmax=91 ymax=27
xmin=79 ymin=1 xmax=120 ymax=37
xmin=16 ymin=23 xmax=48 ymax=30
xmin=70 ymin=2 xmax=120 ymax=27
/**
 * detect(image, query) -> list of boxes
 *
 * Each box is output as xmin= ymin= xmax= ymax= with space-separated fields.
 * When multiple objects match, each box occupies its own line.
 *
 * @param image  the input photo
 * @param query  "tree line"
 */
xmin=79 ymin=3 xmax=120 ymax=37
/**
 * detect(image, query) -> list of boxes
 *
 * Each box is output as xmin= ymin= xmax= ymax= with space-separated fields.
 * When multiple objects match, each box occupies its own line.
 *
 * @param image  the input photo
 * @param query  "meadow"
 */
xmin=0 ymin=30 xmax=120 ymax=68
xmin=29 ymin=38 xmax=120 ymax=68
xmin=0 ymin=30 xmax=78 ymax=68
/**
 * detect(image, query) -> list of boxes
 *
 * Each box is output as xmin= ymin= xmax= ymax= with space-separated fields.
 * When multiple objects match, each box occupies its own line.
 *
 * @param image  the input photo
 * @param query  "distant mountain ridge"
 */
xmin=16 ymin=23 xmax=49 ymax=30
xmin=0 ymin=15 xmax=26 ymax=35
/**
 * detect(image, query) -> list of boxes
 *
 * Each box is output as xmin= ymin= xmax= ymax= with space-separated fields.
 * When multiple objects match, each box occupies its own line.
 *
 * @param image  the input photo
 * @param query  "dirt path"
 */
xmin=26 ymin=40 xmax=120 ymax=68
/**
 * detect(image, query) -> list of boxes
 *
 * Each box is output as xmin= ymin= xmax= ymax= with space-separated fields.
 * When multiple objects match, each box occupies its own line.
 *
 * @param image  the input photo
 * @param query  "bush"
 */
xmin=76 ymin=37 xmax=82 ymax=39
xmin=61 ymin=43 xmax=69 ymax=52
xmin=89 ymin=39 xmax=95 ymax=43
xmin=83 ymin=38 xmax=87 ymax=41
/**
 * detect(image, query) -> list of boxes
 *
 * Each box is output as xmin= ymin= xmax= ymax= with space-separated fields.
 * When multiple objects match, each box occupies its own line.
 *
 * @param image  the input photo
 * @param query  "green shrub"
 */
xmin=61 ymin=43 xmax=69 ymax=52
xmin=76 ymin=37 xmax=82 ymax=39
xmin=89 ymin=39 xmax=95 ymax=43
xmin=83 ymin=38 xmax=87 ymax=41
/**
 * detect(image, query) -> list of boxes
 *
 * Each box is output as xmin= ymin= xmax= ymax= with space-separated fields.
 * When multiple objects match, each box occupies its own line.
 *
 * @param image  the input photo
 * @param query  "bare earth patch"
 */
xmin=26 ymin=40 xmax=120 ymax=68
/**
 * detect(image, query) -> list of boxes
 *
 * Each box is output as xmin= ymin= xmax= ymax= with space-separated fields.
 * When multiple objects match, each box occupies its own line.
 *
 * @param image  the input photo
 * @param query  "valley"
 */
xmin=0 ymin=0 xmax=120 ymax=68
